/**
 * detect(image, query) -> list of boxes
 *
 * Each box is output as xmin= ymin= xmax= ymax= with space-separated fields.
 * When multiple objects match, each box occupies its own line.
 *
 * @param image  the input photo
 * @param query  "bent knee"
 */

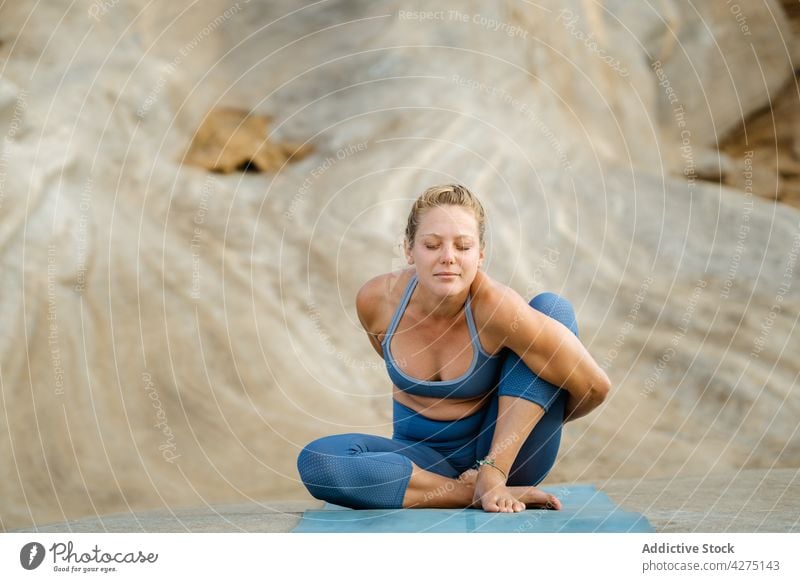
xmin=296 ymin=433 xmax=373 ymax=482
xmin=530 ymin=292 xmax=578 ymax=335
xmin=297 ymin=440 xmax=326 ymax=485
xmin=529 ymin=291 xmax=571 ymax=312
xmin=297 ymin=435 xmax=351 ymax=483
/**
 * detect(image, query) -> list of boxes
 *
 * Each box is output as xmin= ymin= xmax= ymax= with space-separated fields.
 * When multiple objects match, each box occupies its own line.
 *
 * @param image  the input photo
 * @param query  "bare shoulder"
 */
xmin=355 ymin=269 xmax=413 ymax=333
xmin=470 ymin=270 xmax=525 ymax=319
xmin=470 ymin=271 xmax=540 ymax=346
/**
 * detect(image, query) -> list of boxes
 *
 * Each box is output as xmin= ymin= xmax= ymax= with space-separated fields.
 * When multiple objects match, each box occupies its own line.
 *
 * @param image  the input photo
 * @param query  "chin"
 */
xmin=431 ymin=274 xmax=473 ymax=291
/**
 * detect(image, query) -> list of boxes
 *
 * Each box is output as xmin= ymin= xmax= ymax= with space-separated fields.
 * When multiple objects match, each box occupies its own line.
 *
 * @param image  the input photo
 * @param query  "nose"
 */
xmin=440 ymin=244 xmax=456 ymax=263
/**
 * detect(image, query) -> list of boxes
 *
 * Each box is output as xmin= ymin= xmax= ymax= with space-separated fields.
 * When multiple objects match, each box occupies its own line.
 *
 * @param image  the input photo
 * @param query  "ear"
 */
xmin=478 ymin=246 xmax=485 ymax=268
xmin=404 ymin=239 xmax=414 ymax=265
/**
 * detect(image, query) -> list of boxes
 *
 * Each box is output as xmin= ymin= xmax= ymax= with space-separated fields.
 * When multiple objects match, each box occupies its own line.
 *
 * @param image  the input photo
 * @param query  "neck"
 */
xmin=412 ymin=275 xmax=469 ymax=320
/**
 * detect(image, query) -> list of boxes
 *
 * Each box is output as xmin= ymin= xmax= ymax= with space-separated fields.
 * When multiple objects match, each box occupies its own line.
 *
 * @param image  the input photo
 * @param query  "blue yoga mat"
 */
xmin=292 ymin=485 xmax=653 ymax=533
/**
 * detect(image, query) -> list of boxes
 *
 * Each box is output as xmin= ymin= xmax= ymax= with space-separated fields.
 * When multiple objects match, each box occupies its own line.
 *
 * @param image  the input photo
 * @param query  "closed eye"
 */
xmin=425 ymin=245 xmax=472 ymax=251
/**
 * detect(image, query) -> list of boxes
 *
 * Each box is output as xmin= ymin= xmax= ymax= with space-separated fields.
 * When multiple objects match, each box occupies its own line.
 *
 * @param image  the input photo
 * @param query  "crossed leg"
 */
xmin=297 ymin=291 xmax=577 ymax=512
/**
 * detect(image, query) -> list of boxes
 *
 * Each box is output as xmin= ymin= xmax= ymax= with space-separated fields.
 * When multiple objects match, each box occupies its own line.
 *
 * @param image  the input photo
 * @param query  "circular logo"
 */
xmin=20 ymin=542 xmax=46 ymax=570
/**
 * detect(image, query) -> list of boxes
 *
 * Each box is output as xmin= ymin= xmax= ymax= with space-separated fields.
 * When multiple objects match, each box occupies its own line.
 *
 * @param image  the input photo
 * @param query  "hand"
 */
xmin=472 ymin=466 xmax=562 ymax=512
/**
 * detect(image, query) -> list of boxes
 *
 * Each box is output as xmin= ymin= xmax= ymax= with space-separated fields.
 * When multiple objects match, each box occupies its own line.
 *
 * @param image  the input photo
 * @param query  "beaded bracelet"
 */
xmin=474 ymin=458 xmax=508 ymax=481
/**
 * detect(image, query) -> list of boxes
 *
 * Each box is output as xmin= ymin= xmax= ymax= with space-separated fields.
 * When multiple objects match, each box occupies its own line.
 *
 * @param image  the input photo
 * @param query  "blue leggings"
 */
xmin=297 ymin=293 xmax=578 ymax=509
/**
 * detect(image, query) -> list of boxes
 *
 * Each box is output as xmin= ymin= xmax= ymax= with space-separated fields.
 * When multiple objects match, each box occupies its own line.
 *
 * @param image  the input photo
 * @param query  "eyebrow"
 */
xmin=419 ymin=233 xmax=475 ymax=240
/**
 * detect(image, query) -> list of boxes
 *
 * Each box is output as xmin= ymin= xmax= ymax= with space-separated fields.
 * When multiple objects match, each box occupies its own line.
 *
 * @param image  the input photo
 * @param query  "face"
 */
xmin=404 ymin=205 xmax=484 ymax=297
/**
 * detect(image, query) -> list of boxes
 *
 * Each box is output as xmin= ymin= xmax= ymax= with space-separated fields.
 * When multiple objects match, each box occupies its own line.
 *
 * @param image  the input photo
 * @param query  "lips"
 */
xmin=434 ymin=272 xmax=459 ymax=277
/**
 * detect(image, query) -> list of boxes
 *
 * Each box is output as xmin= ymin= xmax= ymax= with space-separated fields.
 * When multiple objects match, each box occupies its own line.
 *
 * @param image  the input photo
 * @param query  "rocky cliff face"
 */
xmin=1 ymin=0 xmax=798 ymax=529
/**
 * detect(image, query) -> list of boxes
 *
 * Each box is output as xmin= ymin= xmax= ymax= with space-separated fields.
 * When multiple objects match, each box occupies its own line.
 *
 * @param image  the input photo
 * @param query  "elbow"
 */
xmin=591 ymin=372 xmax=611 ymax=405
xmin=563 ymin=372 xmax=610 ymax=422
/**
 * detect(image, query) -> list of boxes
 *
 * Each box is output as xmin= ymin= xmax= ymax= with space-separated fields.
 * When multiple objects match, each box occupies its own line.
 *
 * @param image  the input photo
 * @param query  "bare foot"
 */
xmin=472 ymin=468 xmax=561 ymax=512
xmin=507 ymin=485 xmax=561 ymax=510
xmin=457 ymin=468 xmax=478 ymax=485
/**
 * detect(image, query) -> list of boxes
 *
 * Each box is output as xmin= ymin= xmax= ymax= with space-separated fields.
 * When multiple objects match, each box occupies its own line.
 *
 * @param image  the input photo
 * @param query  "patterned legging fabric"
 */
xmin=296 ymin=292 xmax=578 ymax=509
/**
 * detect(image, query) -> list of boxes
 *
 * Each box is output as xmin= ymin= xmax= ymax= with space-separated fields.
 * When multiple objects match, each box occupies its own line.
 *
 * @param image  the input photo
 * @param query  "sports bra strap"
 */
xmin=382 ymin=272 xmax=483 ymax=348
xmin=381 ymin=273 xmax=417 ymax=346
xmin=464 ymin=293 xmax=479 ymax=340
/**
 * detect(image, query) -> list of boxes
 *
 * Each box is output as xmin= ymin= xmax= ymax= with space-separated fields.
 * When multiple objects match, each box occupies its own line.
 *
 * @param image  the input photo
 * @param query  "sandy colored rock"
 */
xmin=721 ymin=74 xmax=800 ymax=207
xmin=183 ymin=107 xmax=312 ymax=173
xmin=1 ymin=0 xmax=799 ymax=533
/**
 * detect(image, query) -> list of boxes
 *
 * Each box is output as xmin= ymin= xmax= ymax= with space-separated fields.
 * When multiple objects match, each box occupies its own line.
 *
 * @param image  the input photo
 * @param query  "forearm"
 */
xmin=473 ymin=395 xmax=564 ymax=512
xmin=482 ymin=396 xmax=545 ymax=476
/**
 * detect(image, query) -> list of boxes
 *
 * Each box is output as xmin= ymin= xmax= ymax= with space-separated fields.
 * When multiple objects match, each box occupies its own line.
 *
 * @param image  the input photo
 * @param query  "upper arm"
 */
xmin=355 ymin=275 xmax=387 ymax=357
xmin=489 ymin=289 xmax=610 ymax=398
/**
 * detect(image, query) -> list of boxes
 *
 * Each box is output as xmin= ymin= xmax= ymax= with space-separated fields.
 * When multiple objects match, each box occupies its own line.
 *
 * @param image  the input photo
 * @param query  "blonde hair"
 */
xmin=404 ymin=184 xmax=486 ymax=249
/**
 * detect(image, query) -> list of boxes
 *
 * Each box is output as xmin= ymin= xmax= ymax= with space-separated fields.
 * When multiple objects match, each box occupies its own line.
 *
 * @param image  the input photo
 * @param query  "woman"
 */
xmin=298 ymin=184 xmax=610 ymax=513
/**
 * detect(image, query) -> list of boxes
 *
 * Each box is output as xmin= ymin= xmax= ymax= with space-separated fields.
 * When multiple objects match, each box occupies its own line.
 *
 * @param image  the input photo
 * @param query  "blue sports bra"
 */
xmin=381 ymin=272 xmax=504 ymax=399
